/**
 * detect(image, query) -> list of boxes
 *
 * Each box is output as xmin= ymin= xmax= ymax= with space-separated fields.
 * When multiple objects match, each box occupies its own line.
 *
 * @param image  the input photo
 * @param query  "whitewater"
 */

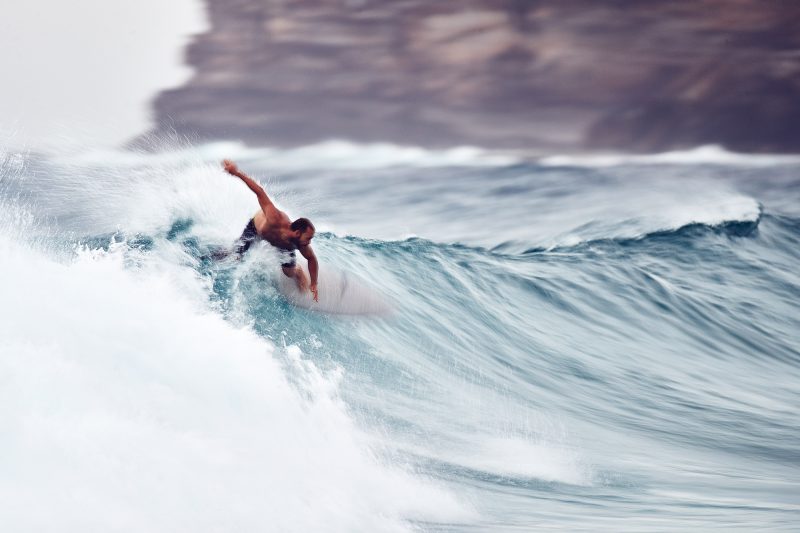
xmin=1 ymin=141 xmax=799 ymax=531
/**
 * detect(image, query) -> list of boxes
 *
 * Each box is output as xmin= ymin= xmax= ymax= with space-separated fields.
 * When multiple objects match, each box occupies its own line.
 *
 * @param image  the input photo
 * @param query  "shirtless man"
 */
xmin=223 ymin=159 xmax=319 ymax=302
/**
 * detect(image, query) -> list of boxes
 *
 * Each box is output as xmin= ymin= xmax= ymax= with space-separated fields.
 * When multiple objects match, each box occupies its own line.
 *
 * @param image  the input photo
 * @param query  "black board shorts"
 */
xmin=235 ymin=219 xmax=297 ymax=268
xmin=234 ymin=219 xmax=258 ymax=255
xmin=278 ymin=249 xmax=297 ymax=269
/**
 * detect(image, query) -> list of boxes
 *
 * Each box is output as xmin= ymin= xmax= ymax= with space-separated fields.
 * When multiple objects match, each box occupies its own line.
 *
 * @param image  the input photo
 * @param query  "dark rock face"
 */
xmin=149 ymin=0 xmax=800 ymax=153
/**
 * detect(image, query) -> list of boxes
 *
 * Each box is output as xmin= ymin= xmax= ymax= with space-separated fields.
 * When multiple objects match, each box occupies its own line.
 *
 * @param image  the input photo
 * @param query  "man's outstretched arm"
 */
xmin=223 ymin=160 xmax=277 ymax=217
xmin=299 ymin=245 xmax=319 ymax=301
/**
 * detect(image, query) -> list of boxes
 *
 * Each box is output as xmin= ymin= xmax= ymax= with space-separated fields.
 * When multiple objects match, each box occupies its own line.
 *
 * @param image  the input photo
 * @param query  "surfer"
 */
xmin=223 ymin=159 xmax=319 ymax=302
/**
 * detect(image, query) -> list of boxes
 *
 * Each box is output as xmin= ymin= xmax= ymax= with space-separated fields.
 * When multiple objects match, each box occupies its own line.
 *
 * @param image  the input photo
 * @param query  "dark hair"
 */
xmin=290 ymin=217 xmax=315 ymax=234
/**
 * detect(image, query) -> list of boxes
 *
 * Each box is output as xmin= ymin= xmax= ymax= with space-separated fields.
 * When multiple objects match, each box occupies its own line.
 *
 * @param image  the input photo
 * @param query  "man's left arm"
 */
xmin=299 ymin=245 xmax=319 ymax=301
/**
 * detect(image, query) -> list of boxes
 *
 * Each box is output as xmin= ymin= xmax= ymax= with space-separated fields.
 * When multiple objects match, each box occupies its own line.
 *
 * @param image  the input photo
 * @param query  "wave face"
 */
xmin=2 ymin=144 xmax=799 ymax=531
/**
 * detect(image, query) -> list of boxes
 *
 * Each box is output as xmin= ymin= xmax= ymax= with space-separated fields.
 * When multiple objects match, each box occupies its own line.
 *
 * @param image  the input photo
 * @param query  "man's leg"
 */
xmin=282 ymin=265 xmax=309 ymax=291
xmin=280 ymin=250 xmax=307 ymax=291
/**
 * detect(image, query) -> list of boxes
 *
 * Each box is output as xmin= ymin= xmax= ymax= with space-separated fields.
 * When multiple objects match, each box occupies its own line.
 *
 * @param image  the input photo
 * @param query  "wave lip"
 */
xmin=321 ymin=193 xmax=762 ymax=257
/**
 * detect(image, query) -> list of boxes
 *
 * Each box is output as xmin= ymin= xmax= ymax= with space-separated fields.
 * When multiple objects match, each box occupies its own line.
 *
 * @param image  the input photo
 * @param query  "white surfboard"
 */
xmin=276 ymin=268 xmax=391 ymax=316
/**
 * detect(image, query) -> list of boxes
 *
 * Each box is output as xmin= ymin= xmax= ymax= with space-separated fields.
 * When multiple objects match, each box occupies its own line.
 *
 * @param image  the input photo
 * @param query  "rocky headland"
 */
xmin=147 ymin=0 xmax=800 ymax=153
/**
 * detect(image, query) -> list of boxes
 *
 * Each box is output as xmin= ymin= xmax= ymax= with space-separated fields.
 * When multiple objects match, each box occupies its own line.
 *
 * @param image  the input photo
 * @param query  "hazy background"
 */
xmin=3 ymin=0 xmax=799 ymax=154
xmin=0 ymin=0 xmax=206 ymax=148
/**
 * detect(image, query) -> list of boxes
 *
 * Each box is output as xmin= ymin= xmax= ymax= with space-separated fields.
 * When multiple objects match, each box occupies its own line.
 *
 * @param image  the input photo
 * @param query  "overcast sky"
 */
xmin=0 ymin=0 xmax=207 ymax=150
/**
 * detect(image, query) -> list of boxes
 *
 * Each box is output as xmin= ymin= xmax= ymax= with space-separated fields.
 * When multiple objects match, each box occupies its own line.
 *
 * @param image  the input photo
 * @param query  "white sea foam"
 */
xmin=63 ymin=138 xmax=522 ymax=170
xmin=462 ymin=437 xmax=591 ymax=486
xmin=0 ymin=232 xmax=471 ymax=532
xmin=539 ymin=144 xmax=800 ymax=168
xmin=393 ymin=422 xmax=592 ymax=488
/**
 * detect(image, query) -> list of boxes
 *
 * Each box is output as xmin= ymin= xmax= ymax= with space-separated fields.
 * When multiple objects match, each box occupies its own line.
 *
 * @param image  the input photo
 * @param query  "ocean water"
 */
xmin=1 ymin=142 xmax=799 ymax=531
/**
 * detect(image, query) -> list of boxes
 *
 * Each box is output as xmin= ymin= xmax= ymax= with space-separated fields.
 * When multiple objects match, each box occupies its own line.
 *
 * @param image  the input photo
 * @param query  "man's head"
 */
xmin=290 ymin=217 xmax=315 ymax=247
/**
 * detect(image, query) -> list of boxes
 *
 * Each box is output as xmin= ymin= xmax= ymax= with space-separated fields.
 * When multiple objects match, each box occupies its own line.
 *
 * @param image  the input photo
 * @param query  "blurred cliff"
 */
xmin=148 ymin=0 xmax=800 ymax=153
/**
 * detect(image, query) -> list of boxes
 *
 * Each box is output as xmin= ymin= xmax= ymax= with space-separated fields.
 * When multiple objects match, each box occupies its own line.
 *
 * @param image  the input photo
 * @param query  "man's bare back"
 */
xmin=251 ymin=209 xmax=294 ymax=249
xmin=223 ymin=160 xmax=319 ymax=302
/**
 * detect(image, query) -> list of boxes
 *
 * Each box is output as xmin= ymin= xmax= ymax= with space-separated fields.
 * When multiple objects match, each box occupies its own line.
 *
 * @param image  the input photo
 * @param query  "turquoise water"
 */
xmin=1 ymin=146 xmax=799 ymax=530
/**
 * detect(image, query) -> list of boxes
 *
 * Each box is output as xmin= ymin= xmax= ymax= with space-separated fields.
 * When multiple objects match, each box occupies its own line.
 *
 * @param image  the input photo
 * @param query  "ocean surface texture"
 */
xmin=1 ymin=143 xmax=798 ymax=531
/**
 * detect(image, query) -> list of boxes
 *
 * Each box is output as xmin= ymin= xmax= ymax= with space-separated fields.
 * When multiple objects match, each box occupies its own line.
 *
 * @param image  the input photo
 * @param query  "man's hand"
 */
xmin=310 ymin=283 xmax=319 ymax=302
xmin=222 ymin=159 xmax=239 ymax=175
